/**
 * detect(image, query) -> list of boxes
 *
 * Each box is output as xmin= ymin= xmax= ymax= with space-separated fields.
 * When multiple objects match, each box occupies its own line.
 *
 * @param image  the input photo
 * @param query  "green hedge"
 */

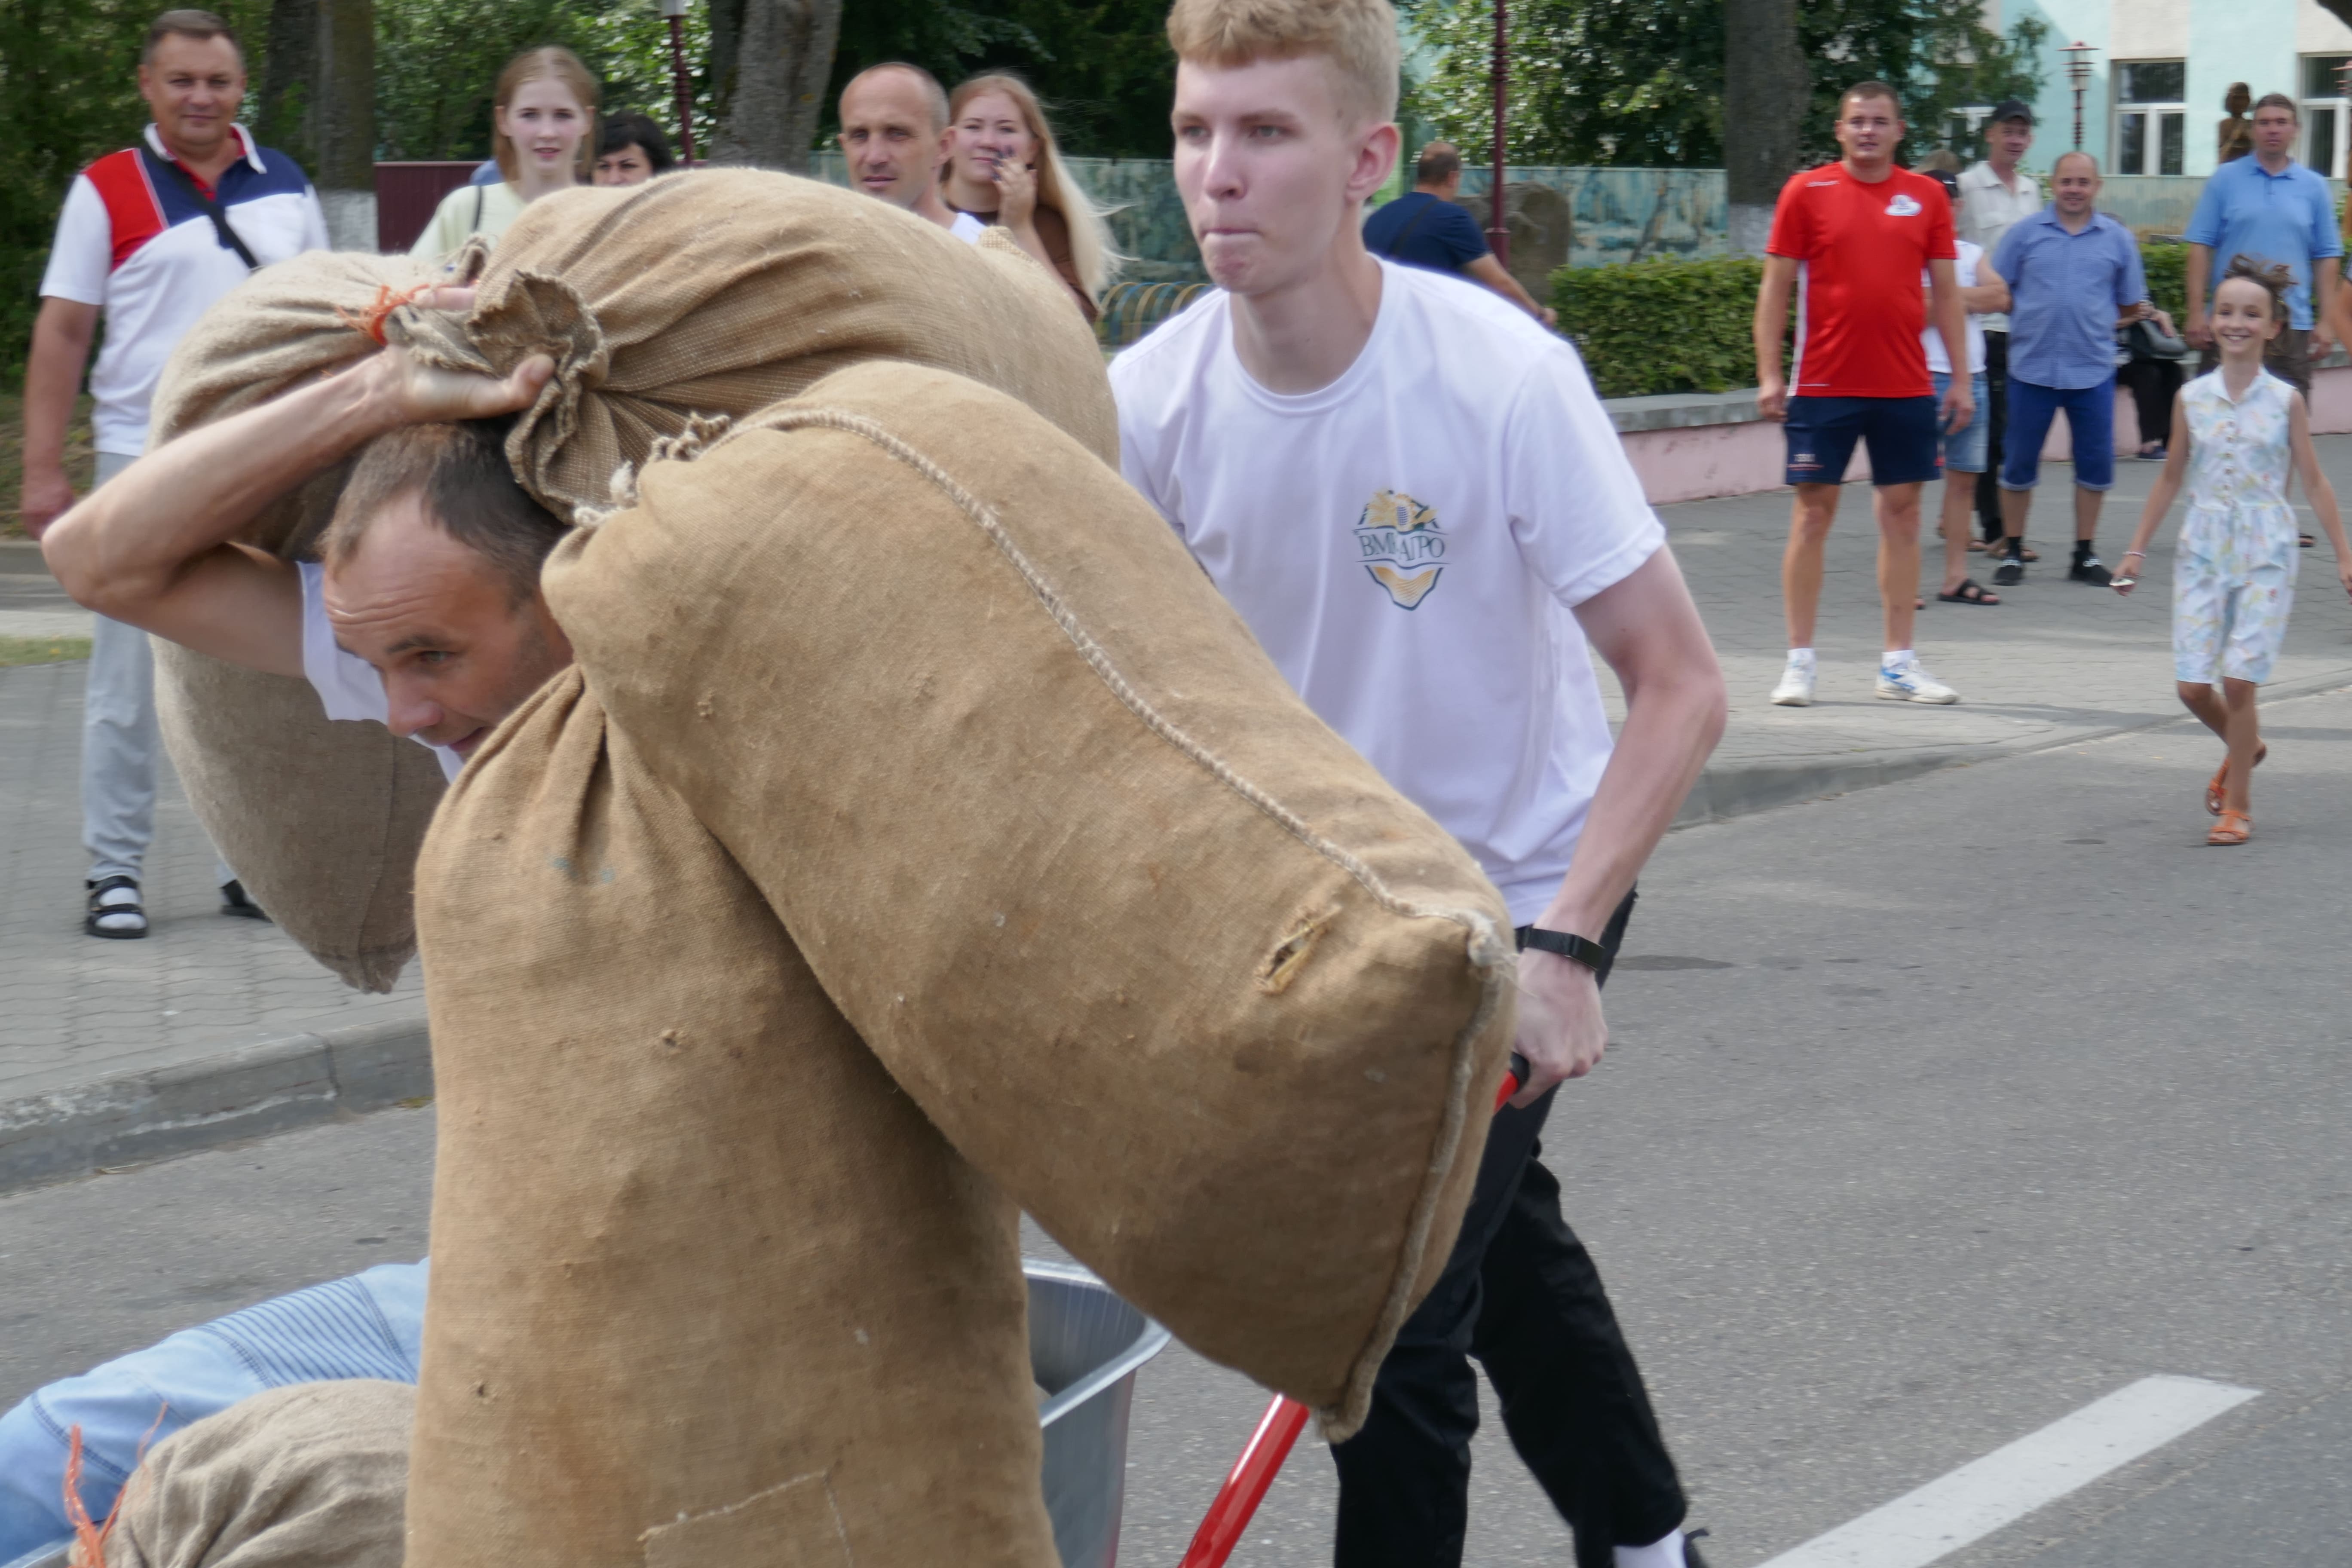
xmin=1550 ymin=257 xmax=1769 ymax=399
xmin=2140 ymin=237 xmax=2187 ymax=323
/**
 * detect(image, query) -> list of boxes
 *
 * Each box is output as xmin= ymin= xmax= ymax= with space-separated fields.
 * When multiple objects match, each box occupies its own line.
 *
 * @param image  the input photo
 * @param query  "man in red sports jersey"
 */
xmin=1754 ymin=81 xmax=1972 ymax=708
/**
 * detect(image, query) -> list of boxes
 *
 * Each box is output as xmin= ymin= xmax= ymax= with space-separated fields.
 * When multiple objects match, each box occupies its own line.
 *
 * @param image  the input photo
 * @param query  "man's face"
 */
xmin=1989 ymin=116 xmax=2032 ymax=167
xmin=139 ymin=34 xmax=245 ymax=161
xmin=838 ymin=71 xmax=948 ymax=209
xmin=2254 ymin=104 xmax=2298 ymax=159
xmin=1834 ymin=94 xmax=1902 ymax=168
xmin=1172 ymin=55 xmax=1395 ymax=298
xmin=2052 ymin=155 xmax=2099 ymax=216
xmin=594 ymin=144 xmax=653 ymax=186
xmin=324 ymin=496 xmax=571 ymax=759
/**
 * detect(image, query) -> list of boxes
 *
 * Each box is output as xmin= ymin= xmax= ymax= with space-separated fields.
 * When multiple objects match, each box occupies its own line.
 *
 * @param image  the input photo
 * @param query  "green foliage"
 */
xmin=2140 ymin=237 xmax=2187 ymax=324
xmin=0 ymin=0 xmax=269 ymax=378
xmin=825 ymin=0 xmax=1176 ymax=159
xmin=1403 ymin=0 xmax=2046 ymax=169
xmin=1550 ymin=257 xmax=1767 ymax=399
xmin=375 ymin=0 xmax=714 ymax=160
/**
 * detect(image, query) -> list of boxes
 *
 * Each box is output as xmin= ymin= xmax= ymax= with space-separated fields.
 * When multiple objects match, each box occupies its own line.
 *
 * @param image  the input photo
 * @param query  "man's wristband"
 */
xmin=1516 ymin=926 xmax=1614 ymax=983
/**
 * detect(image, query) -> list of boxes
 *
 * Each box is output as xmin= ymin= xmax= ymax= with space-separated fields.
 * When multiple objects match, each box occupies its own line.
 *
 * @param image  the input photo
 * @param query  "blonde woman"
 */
xmin=411 ymin=46 xmax=598 ymax=264
xmin=942 ymin=74 xmax=1118 ymax=319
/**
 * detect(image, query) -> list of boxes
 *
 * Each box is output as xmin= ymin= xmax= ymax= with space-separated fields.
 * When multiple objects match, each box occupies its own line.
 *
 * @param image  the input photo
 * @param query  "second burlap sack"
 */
xmin=407 ymin=668 xmax=1055 ymax=1568
xmin=144 ymin=170 xmax=1113 ymax=988
xmin=545 ymin=361 xmax=1520 ymax=1434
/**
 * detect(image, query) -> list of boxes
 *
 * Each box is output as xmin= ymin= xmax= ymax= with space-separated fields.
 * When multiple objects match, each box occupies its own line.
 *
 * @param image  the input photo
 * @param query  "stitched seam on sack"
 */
xmin=637 ymin=1470 xmax=855 ymax=1565
xmin=710 ymin=404 xmax=1505 ymax=1424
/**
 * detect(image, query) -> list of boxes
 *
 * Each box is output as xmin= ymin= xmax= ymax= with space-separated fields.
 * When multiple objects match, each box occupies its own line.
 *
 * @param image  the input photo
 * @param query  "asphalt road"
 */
xmin=6 ymin=686 xmax=2350 ymax=1566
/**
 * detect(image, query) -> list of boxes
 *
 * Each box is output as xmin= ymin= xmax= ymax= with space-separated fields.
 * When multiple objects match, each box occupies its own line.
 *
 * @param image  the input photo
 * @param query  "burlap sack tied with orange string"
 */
xmin=406 ymin=668 xmax=1054 ymax=1568
xmin=541 ymin=358 xmax=1519 ymax=1434
xmin=143 ymin=169 xmax=1112 ymax=988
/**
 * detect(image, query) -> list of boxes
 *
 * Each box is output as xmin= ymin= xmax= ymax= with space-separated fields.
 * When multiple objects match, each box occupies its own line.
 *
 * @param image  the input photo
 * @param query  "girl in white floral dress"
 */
xmin=2116 ymin=259 xmax=2352 ymax=845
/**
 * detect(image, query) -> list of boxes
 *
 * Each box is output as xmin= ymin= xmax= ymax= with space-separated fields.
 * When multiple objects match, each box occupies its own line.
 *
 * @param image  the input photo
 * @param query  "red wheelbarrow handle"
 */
xmin=1176 ymin=1052 xmax=1530 ymax=1568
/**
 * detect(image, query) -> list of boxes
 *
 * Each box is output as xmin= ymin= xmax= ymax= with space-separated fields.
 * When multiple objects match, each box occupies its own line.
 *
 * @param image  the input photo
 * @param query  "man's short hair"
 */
xmin=144 ymin=9 xmax=239 ymax=64
xmin=2052 ymin=148 xmax=2101 ymax=178
xmin=2252 ymin=92 xmax=2299 ymax=121
xmin=1841 ymin=80 xmax=1904 ymax=117
xmin=1166 ymin=0 xmax=1402 ymax=126
xmin=1414 ymin=141 xmax=1463 ymax=186
xmin=322 ymin=422 xmax=568 ymax=606
xmin=844 ymin=62 xmax=952 ymax=135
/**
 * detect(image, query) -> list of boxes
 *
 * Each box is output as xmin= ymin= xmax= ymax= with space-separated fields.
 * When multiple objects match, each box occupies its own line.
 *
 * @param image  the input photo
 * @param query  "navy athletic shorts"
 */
xmin=1783 ymin=394 xmax=1941 ymax=487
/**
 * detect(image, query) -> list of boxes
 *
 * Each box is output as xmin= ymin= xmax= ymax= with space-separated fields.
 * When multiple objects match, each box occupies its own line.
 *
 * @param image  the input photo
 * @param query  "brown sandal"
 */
xmin=2208 ymin=809 xmax=2252 ymax=846
xmin=2204 ymin=743 xmax=2268 ymax=815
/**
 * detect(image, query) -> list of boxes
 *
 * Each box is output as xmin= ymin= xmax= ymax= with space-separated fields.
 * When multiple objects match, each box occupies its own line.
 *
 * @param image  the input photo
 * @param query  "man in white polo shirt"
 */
xmin=18 ymin=8 xmax=327 ymax=940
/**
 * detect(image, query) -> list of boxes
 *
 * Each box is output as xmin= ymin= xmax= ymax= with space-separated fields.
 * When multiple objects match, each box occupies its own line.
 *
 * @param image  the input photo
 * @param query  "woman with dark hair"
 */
xmin=595 ymin=112 xmax=676 ymax=185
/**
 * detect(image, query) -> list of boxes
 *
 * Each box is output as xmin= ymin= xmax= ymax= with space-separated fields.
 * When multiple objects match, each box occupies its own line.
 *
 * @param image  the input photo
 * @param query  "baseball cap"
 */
xmin=1990 ymin=98 xmax=2035 ymax=125
xmin=1927 ymin=168 xmax=1961 ymax=204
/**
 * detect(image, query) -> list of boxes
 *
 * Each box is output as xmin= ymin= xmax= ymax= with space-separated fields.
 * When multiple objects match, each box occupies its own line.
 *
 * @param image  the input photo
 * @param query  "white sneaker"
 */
xmin=1876 ymin=659 xmax=1959 ymax=704
xmin=1769 ymin=659 xmax=1816 ymax=706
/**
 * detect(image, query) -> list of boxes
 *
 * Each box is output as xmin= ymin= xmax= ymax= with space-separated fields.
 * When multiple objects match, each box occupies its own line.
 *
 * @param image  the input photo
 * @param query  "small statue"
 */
xmin=2218 ymin=82 xmax=2254 ymax=163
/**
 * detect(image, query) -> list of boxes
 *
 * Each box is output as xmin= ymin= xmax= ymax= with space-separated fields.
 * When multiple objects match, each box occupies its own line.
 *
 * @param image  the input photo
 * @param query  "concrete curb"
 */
xmin=0 ymin=1013 xmax=430 ymax=1195
xmin=12 ymin=674 xmax=2352 ymax=1195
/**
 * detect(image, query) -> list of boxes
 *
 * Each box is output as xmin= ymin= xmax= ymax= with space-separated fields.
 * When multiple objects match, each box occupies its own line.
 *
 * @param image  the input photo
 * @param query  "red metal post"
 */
xmin=669 ymin=12 xmax=698 ymax=165
xmin=1488 ymin=0 xmax=1510 ymax=266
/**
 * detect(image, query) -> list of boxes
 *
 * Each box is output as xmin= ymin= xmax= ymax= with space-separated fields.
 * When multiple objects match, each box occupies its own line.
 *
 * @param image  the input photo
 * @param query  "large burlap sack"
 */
xmin=544 ymin=361 xmax=1519 ymax=1435
xmin=407 ymin=668 xmax=1055 ymax=1568
xmin=145 ymin=172 xmax=1115 ymax=989
xmin=85 ymin=1381 xmax=410 ymax=1568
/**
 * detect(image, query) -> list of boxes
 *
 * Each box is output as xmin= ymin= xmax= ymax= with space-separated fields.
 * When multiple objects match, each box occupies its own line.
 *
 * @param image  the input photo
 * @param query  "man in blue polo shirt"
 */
xmin=2184 ymin=92 xmax=2340 ymax=401
xmin=1990 ymin=151 xmax=2153 ymax=588
xmin=1362 ymin=142 xmax=1556 ymax=325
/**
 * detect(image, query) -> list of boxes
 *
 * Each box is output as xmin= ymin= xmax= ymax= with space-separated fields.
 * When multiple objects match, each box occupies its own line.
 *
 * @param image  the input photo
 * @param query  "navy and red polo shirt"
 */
xmin=39 ymin=123 xmax=328 ymax=454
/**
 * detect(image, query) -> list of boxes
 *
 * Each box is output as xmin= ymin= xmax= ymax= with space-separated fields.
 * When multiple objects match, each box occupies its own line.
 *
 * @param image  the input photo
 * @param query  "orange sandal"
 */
xmin=2205 ymin=744 xmax=2269 ymax=816
xmin=2208 ymin=809 xmax=2252 ymax=846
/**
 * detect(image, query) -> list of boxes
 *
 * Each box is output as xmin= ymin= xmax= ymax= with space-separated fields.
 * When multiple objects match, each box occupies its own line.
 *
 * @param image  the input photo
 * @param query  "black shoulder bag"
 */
xmin=140 ymin=147 xmax=260 ymax=270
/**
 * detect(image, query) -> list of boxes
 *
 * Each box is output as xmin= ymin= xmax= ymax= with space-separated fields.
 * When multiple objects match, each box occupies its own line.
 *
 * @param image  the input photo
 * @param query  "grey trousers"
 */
xmin=80 ymin=450 xmax=230 ymax=887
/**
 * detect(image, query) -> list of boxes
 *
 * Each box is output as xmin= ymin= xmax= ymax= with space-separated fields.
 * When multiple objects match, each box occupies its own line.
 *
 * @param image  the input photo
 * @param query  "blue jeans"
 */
xmin=0 ymin=1263 xmax=425 ymax=1567
xmin=1999 ymin=375 xmax=2117 ymax=493
xmin=1930 ymin=371 xmax=1991 ymax=474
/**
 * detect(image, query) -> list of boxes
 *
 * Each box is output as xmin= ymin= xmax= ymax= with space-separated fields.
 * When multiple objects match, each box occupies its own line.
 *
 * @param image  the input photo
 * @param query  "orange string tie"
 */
xmin=334 ymin=282 xmax=437 ymax=347
xmin=62 ymin=1405 xmax=168 ymax=1567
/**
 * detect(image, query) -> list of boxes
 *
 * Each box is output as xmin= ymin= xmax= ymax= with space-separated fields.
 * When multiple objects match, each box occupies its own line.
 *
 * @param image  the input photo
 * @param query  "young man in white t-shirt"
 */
xmin=1111 ymin=3 xmax=1727 ymax=1563
xmin=1920 ymin=170 xmax=2009 ymax=608
xmin=41 ymin=314 xmax=564 ymax=790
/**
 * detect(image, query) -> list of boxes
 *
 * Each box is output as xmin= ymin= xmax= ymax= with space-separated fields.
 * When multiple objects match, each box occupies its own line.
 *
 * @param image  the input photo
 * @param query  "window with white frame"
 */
xmin=2300 ymin=55 xmax=2350 ymax=178
xmin=2112 ymin=61 xmax=2186 ymax=175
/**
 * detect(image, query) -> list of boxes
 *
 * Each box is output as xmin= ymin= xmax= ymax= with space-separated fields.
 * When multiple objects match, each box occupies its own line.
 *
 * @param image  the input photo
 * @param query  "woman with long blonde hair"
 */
xmin=411 ymin=46 xmax=599 ymax=264
xmin=942 ymin=73 xmax=1118 ymax=319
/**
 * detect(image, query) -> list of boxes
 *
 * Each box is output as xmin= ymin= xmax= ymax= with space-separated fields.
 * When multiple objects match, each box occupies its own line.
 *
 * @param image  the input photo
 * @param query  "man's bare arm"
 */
xmin=1754 ymin=256 xmax=1799 ymax=418
xmin=19 ymin=298 xmax=100 ymax=538
xmin=43 ymin=323 xmax=552 ymax=680
xmin=1507 ymin=546 xmax=1727 ymax=1105
xmin=1963 ymin=255 xmax=2010 ymax=315
xmin=2185 ymin=243 xmax=2213 ymax=345
xmin=1464 ymin=254 xmax=1557 ymax=327
xmin=1928 ymin=259 xmax=1974 ymax=431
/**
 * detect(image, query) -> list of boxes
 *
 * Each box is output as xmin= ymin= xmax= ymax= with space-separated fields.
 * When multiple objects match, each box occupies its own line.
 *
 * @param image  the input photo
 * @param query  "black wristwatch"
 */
xmin=1516 ymin=926 xmax=1614 ymax=983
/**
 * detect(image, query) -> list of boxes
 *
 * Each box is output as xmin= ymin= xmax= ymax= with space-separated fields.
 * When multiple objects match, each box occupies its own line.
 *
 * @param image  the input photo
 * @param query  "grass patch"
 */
xmin=1 ymin=391 xmax=98 ymax=540
xmin=0 ymin=635 xmax=92 ymax=667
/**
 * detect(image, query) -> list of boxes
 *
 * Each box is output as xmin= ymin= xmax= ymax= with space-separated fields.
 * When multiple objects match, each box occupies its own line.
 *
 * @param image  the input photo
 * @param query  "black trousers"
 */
xmin=2119 ymin=356 xmax=2184 ymax=450
xmin=1975 ymin=330 xmax=2010 ymax=541
xmin=1330 ymin=891 xmax=1685 ymax=1568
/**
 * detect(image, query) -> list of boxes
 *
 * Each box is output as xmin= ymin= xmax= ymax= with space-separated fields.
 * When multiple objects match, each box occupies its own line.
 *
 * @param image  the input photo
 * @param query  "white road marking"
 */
xmin=1754 ymin=1374 xmax=2260 ymax=1568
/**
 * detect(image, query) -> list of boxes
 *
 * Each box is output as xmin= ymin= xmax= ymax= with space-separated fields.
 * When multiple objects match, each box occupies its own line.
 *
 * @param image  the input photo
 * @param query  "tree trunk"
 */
xmin=714 ymin=0 xmax=843 ymax=172
xmin=256 ymin=0 xmax=375 ymax=250
xmin=1722 ymin=0 xmax=1805 ymax=257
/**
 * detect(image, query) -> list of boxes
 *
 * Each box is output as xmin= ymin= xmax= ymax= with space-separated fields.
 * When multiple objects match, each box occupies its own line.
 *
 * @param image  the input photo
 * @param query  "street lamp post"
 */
xmin=2063 ymin=40 xmax=2096 ymax=151
xmin=661 ymin=0 xmax=698 ymax=166
xmin=1488 ymin=0 xmax=1509 ymax=266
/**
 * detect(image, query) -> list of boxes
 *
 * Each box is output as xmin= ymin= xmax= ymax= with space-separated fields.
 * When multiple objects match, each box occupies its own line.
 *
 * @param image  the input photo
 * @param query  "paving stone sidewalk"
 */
xmin=5 ymin=438 xmax=2352 ymax=1116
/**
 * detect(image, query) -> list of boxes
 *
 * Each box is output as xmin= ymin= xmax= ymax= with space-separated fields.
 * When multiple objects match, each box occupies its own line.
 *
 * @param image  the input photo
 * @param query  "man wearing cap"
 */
xmin=1956 ymin=100 xmax=2042 ymax=552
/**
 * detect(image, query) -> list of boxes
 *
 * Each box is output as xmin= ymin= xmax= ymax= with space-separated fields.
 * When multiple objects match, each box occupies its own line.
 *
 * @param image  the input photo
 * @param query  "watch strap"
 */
xmin=1516 ymin=925 xmax=1614 ymax=982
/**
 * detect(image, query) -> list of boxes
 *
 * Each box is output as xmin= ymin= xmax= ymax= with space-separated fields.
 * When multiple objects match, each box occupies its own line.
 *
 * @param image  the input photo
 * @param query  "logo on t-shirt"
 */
xmin=1886 ymin=193 xmax=1922 ymax=217
xmin=1354 ymin=490 xmax=1446 ymax=609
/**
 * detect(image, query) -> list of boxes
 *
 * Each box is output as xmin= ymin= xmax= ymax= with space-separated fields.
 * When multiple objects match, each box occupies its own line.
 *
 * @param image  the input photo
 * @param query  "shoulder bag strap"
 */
xmin=141 ymin=147 xmax=260 ymax=270
xmin=1376 ymin=194 xmax=1444 ymax=258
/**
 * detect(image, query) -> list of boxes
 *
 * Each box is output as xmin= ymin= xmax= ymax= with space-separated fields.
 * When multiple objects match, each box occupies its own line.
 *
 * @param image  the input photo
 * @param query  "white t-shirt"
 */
xmin=299 ymin=563 xmax=466 ymax=782
xmin=39 ymin=125 xmax=328 ymax=455
xmin=949 ymin=210 xmax=987 ymax=243
xmin=1922 ymin=239 xmax=1989 ymax=376
xmin=1110 ymin=261 xmax=1665 ymax=923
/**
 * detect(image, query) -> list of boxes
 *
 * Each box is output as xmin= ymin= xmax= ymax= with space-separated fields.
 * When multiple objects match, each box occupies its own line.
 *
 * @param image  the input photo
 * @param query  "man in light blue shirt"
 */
xmin=1989 ymin=150 xmax=2153 ymax=587
xmin=2184 ymin=92 xmax=2341 ymax=398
